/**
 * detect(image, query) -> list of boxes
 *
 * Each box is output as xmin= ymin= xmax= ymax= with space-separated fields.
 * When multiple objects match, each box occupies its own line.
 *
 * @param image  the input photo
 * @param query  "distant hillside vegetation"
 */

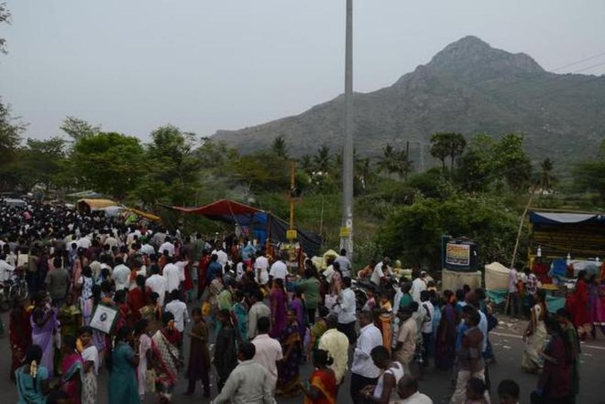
xmin=212 ymin=36 xmax=605 ymax=169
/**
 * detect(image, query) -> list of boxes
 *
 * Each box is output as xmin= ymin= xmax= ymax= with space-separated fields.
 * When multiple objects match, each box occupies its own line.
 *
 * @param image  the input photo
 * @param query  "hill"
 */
xmin=211 ymin=36 xmax=605 ymax=168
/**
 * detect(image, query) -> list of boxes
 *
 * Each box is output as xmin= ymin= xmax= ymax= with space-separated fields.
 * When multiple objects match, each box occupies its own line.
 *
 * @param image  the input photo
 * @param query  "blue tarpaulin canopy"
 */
xmin=529 ymin=211 xmax=605 ymax=225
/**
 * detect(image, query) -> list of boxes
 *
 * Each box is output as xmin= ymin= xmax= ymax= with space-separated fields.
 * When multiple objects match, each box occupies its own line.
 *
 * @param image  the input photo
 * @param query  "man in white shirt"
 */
xmin=334 ymin=248 xmax=352 ymax=278
xmin=112 ymin=257 xmax=131 ymax=291
xmin=0 ymin=253 xmax=15 ymax=282
xmin=163 ymin=256 xmax=183 ymax=294
xmin=322 ymin=257 xmax=336 ymax=283
xmin=254 ymin=250 xmax=270 ymax=286
xmin=212 ymin=244 xmax=229 ymax=270
xmin=394 ymin=375 xmax=433 ymax=404
xmin=159 ymin=236 xmax=176 ymax=257
xmin=335 ymin=277 xmax=357 ymax=345
xmin=146 ymin=265 xmax=168 ymax=306
xmin=140 ymin=242 xmax=155 ymax=256
xmin=350 ymin=310 xmax=383 ymax=403
xmin=104 ymin=233 xmax=119 ymax=249
xmin=392 ymin=278 xmax=406 ymax=318
xmin=251 ymin=316 xmax=283 ymax=393
xmin=411 ymin=271 xmax=427 ymax=303
xmin=165 ymin=290 xmax=190 ymax=332
xmin=419 ymin=290 xmax=435 ymax=366
xmin=370 ymin=257 xmax=391 ymax=286
xmin=507 ymin=264 xmax=521 ymax=317
xmin=269 ymin=253 xmax=288 ymax=282
xmin=77 ymin=235 xmax=91 ymax=249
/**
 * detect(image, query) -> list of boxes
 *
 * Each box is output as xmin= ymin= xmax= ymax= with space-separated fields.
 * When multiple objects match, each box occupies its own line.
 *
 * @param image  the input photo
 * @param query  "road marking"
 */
xmin=491 ymin=331 xmax=605 ymax=351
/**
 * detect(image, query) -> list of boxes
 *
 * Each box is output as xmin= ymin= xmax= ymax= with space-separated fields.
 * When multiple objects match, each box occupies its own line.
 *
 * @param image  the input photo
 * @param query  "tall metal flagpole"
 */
xmin=340 ymin=0 xmax=354 ymax=259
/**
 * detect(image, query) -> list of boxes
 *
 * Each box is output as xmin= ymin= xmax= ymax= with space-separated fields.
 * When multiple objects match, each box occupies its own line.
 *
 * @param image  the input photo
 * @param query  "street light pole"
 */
xmin=340 ymin=0 xmax=354 ymax=259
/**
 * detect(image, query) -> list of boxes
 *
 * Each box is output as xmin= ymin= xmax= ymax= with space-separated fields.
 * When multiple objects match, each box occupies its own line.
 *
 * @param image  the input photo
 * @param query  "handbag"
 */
xmin=145 ymin=368 xmax=157 ymax=393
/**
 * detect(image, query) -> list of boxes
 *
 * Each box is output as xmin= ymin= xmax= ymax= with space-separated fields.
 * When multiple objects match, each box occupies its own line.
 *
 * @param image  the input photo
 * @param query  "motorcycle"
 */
xmin=351 ymin=277 xmax=398 ymax=311
xmin=0 ymin=268 xmax=29 ymax=312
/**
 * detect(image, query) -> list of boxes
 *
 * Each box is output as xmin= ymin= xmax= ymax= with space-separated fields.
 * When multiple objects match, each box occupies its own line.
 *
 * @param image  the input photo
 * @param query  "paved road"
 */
xmin=1 ymin=312 xmax=604 ymax=403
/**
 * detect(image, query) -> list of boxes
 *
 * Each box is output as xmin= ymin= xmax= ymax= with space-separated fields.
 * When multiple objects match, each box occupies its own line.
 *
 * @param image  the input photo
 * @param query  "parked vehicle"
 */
xmin=0 ymin=268 xmax=28 ymax=311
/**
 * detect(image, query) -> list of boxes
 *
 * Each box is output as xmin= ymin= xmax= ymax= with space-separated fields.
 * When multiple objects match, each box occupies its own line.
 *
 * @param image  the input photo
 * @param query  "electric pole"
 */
xmin=340 ymin=0 xmax=354 ymax=260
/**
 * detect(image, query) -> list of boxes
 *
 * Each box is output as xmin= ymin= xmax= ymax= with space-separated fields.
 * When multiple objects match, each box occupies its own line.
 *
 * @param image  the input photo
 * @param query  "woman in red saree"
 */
xmin=300 ymin=349 xmax=336 ymax=404
xmin=9 ymin=298 xmax=32 ymax=382
xmin=128 ymin=275 xmax=149 ymax=325
xmin=150 ymin=312 xmax=182 ymax=403
xmin=197 ymin=250 xmax=210 ymax=300
xmin=567 ymin=270 xmax=591 ymax=341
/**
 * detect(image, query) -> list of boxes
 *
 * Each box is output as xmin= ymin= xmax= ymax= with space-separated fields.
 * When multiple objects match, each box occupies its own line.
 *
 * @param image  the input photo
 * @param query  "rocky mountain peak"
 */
xmin=425 ymin=35 xmax=545 ymax=77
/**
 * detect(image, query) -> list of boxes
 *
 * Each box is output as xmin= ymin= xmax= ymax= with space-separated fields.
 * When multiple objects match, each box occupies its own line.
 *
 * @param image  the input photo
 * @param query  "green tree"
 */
xmin=0 ymin=2 xmax=10 ymax=54
xmin=534 ymin=158 xmax=557 ymax=194
xmin=455 ymin=134 xmax=496 ymax=192
xmin=298 ymin=154 xmax=313 ymax=175
xmin=232 ymin=150 xmax=290 ymax=193
xmin=0 ymin=100 xmax=26 ymax=191
xmin=377 ymin=193 xmax=526 ymax=268
xmin=198 ymin=137 xmax=238 ymax=172
xmin=572 ymin=140 xmax=605 ymax=198
xmin=448 ymin=133 xmax=467 ymax=172
xmin=60 ymin=116 xmax=100 ymax=141
xmin=270 ymin=135 xmax=289 ymax=160
xmin=430 ymin=133 xmax=466 ymax=175
xmin=21 ymin=137 xmax=68 ymax=190
xmin=138 ymin=125 xmax=203 ymax=206
xmin=72 ymin=132 xmax=145 ymax=199
xmin=313 ymin=145 xmax=333 ymax=174
xmin=429 ymin=133 xmax=450 ymax=174
xmin=355 ymin=155 xmax=372 ymax=193
xmin=492 ymin=133 xmax=532 ymax=193
xmin=377 ymin=143 xmax=397 ymax=178
xmin=395 ymin=148 xmax=414 ymax=181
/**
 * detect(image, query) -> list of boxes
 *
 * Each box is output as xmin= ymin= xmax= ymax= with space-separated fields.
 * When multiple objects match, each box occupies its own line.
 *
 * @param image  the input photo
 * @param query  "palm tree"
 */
xmin=448 ymin=133 xmax=467 ymax=172
xmin=430 ymin=133 xmax=450 ymax=174
xmin=377 ymin=143 xmax=397 ymax=178
xmin=536 ymin=158 xmax=557 ymax=194
xmin=395 ymin=149 xmax=414 ymax=181
xmin=270 ymin=135 xmax=289 ymax=159
xmin=313 ymin=144 xmax=333 ymax=174
xmin=299 ymin=154 xmax=313 ymax=174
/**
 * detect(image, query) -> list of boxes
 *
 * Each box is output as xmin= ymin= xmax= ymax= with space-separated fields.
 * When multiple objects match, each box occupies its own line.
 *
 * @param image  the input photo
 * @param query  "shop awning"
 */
xmin=529 ymin=211 xmax=605 ymax=225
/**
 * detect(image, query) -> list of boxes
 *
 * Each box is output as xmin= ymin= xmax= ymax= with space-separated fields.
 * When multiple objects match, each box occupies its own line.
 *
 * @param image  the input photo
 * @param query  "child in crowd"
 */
xmin=497 ymin=379 xmax=520 ymax=404
xmin=465 ymin=377 xmax=488 ymax=404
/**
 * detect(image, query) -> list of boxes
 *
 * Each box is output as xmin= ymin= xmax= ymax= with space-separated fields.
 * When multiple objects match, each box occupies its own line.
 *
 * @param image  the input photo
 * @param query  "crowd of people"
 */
xmin=0 ymin=199 xmax=591 ymax=404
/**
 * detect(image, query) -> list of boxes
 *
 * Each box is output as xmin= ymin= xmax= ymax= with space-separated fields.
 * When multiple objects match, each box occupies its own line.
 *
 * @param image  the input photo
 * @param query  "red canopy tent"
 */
xmin=170 ymin=199 xmax=262 ymax=217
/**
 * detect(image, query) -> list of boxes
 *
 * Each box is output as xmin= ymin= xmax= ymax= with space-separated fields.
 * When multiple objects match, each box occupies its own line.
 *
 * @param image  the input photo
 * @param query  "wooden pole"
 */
xmin=510 ymin=195 xmax=534 ymax=269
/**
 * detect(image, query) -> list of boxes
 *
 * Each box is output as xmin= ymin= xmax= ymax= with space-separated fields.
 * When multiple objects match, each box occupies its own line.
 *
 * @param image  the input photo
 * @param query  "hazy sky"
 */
xmin=1 ymin=0 xmax=604 ymax=142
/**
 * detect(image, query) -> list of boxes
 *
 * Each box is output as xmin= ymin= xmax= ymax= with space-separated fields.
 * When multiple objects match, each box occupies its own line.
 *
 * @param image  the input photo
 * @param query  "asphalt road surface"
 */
xmin=1 ymin=311 xmax=604 ymax=403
